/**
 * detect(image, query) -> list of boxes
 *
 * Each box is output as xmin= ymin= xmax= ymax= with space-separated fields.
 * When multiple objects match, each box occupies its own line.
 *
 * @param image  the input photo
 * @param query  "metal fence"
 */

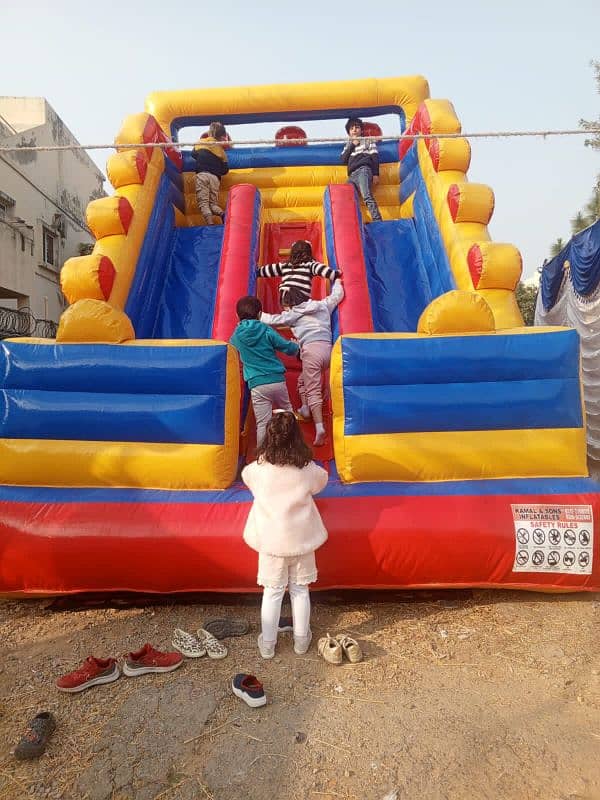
xmin=0 ymin=306 xmax=58 ymax=339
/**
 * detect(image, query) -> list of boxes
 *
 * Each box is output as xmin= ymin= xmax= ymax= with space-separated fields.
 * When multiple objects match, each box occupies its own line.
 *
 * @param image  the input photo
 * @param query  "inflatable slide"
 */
xmin=1 ymin=77 xmax=598 ymax=595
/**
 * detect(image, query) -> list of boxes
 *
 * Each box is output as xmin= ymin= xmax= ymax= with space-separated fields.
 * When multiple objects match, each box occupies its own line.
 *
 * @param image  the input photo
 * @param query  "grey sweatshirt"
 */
xmin=260 ymin=280 xmax=344 ymax=347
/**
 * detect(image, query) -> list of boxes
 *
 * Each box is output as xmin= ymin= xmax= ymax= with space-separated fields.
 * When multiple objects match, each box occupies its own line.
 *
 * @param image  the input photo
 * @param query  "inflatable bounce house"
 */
xmin=1 ymin=76 xmax=598 ymax=595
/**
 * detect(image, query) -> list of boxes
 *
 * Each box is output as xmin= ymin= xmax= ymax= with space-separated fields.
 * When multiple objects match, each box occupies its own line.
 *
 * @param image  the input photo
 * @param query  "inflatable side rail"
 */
xmin=331 ymin=323 xmax=587 ymax=483
xmin=0 ymin=338 xmax=241 ymax=490
xmin=211 ymin=185 xmax=261 ymax=341
xmin=324 ymin=184 xmax=374 ymax=335
xmin=58 ymin=113 xmax=183 ymax=343
xmin=399 ymin=99 xmax=523 ymax=329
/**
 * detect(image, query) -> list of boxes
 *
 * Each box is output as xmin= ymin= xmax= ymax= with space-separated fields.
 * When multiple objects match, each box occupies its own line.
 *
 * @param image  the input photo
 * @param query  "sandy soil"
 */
xmin=0 ymin=588 xmax=599 ymax=800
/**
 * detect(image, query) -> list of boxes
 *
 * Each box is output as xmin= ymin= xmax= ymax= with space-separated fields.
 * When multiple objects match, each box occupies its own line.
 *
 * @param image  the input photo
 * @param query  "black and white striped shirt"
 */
xmin=257 ymin=260 xmax=339 ymax=301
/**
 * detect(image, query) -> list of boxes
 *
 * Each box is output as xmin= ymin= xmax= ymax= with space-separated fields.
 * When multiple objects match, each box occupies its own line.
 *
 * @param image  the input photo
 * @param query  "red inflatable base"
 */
xmin=1 ymin=485 xmax=599 ymax=595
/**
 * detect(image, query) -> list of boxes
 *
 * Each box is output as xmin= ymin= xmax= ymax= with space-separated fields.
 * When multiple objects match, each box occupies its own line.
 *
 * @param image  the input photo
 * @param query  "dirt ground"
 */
xmin=0 ymin=588 xmax=599 ymax=800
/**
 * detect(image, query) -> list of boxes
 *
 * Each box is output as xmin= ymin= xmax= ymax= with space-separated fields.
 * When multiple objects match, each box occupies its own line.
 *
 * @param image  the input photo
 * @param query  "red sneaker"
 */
xmin=122 ymin=643 xmax=183 ymax=677
xmin=56 ymin=656 xmax=120 ymax=693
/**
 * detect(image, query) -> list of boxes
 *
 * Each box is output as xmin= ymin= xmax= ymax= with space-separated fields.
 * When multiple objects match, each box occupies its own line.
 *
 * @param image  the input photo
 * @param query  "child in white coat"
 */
xmin=241 ymin=411 xmax=329 ymax=659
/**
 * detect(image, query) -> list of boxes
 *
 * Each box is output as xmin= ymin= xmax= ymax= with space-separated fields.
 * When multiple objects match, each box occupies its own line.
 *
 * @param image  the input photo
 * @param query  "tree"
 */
xmin=580 ymin=60 xmax=600 ymax=152
xmin=584 ymin=179 xmax=600 ymax=219
xmin=571 ymin=210 xmax=591 ymax=234
xmin=516 ymin=281 xmax=538 ymax=326
xmin=569 ymin=182 xmax=600 ymax=235
xmin=547 ymin=61 xmax=600 ymax=255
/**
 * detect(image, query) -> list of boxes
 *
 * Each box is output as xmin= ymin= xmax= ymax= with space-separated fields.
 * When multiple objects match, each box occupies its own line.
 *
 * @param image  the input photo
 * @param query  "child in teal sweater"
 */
xmin=230 ymin=295 xmax=299 ymax=446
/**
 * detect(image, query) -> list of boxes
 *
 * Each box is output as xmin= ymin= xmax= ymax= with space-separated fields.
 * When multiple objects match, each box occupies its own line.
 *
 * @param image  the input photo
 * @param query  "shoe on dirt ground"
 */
xmin=56 ymin=656 xmax=120 ymax=693
xmin=317 ymin=633 xmax=343 ymax=665
xmin=231 ymin=674 xmax=267 ymax=708
xmin=294 ymin=629 xmax=312 ymax=655
xmin=196 ymin=628 xmax=228 ymax=659
xmin=257 ymin=634 xmax=275 ymax=659
xmin=14 ymin=712 xmax=56 ymax=760
xmin=335 ymin=634 xmax=363 ymax=663
xmin=123 ymin=643 xmax=184 ymax=677
xmin=172 ymin=628 xmax=206 ymax=658
xmin=202 ymin=616 xmax=249 ymax=639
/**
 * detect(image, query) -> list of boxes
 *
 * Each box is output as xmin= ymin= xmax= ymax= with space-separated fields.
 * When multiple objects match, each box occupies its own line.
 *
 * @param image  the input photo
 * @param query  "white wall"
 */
xmin=0 ymin=97 xmax=105 ymax=326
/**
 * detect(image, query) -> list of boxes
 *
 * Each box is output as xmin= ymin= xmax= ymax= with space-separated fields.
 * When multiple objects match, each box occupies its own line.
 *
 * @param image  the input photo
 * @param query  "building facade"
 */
xmin=0 ymin=97 xmax=105 ymax=332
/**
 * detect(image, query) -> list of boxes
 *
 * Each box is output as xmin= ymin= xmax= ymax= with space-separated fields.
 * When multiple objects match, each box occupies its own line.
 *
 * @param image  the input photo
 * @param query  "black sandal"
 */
xmin=202 ymin=616 xmax=249 ymax=639
xmin=14 ymin=712 xmax=56 ymax=760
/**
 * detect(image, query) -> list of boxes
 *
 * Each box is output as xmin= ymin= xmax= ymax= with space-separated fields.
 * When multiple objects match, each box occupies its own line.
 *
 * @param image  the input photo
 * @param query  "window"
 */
xmin=43 ymin=227 xmax=57 ymax=266
xmin=0 ymin=190 xmax=15 ymax=220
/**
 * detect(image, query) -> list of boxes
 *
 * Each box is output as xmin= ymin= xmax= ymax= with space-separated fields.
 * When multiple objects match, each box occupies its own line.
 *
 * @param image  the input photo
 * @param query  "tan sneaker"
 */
xmin=317 ymin=633 xmax=342 ymax=665
xmin=335 ymin=634 xmax=363 ymax=663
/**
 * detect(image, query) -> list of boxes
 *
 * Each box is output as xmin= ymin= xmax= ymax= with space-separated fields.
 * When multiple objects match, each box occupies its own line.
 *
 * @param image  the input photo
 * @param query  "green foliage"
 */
xmin=547 ymin=61 xmax=599 ymax=256
xmin=579 ymin=60 xmax=600 ymax=152
xmin=515 ymin=281 xmax=538 ymax=326
xmin=571 ymin=210 xmax=591 ymax=234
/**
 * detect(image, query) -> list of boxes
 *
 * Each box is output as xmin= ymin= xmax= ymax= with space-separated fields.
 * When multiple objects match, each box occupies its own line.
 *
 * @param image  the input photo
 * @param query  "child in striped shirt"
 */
xmin=257 ymin=241 xmax=340 ymax=304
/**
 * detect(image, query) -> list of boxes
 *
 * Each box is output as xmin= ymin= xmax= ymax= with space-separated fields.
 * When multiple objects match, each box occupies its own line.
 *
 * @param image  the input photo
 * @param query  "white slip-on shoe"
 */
xmin=197 ymin=628 xmax=228 ymax=659
xmin=172 ymin=628 xmax=206 ymax=658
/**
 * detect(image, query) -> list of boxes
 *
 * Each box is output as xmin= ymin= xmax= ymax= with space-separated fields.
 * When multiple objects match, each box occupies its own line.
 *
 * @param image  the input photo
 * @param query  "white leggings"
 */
xmin=261 ymin=583 xmax=311 ymax=645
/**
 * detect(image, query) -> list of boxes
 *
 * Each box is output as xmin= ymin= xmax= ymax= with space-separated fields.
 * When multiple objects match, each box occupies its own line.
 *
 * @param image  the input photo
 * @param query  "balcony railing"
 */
xmin=0 ymin=305 xmax=58 ymax=339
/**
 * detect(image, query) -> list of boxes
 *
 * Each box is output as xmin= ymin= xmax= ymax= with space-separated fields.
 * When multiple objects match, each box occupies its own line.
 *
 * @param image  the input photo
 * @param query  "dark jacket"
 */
xmin=341 ymin=137 xmax=379 ymax=177
xmin=192 ymin=137 xmax=229 ymax=178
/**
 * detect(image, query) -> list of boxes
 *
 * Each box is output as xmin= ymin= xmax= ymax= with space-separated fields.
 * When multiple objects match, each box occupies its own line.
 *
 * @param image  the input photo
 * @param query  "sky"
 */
xmin=2 ymin=0 xmax=599 ymax=279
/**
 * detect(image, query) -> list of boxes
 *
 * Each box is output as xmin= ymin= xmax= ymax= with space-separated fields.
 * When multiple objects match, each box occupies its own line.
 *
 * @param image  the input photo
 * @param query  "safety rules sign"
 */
xmin=511 ymin=504 xmax=593 ymax=574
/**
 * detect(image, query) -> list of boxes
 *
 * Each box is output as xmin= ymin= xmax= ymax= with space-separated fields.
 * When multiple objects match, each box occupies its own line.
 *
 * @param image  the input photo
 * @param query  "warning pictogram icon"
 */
xmin=564 ymin=530 xmax=576 ymax=546
xmin=579 ymin=529 xmax=590 ymax=546
xmin=532 ymin=529 xmax=545 ymax=545
xmin=532 ymin=550 xmax=545 ymax=566
xmin=549 ymin=529 xmax=561 ymax=546
xmin=547 ymin=551 xmax=560 ymax=567
xmin=578 ymin=552 xmax=590 ymax=568
xmin=516 ymin=550 xmax=529 ymax=566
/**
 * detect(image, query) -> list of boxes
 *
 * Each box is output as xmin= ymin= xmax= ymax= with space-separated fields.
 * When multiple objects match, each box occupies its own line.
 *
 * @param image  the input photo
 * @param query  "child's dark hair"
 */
xmin=345 ymin=117 xmax=364 ymax=134
xmin=290 ymin=240 xmax=313 ymax=265
xmin=256 ymin=411 xmax=313 ymax=468
xmin=209 ymin=121 xmax=227 ymax=139
xmin=236 ymin=295 xmax=262 ymax=320
xmin=280 ymin=285 xmax=307 ymax=308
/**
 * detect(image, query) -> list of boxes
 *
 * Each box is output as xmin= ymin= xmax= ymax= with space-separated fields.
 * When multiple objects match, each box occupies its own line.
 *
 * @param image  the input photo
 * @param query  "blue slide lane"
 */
xmin=363 ymin=219 xmax=434 ymax=332
xmin=152 ymin=226 xmax=224 ymax=338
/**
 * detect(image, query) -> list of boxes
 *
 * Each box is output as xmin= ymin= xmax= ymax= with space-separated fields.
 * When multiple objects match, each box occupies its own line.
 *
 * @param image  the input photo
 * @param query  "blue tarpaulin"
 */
xmin=541 ymin=219 xmax=600 ymax=311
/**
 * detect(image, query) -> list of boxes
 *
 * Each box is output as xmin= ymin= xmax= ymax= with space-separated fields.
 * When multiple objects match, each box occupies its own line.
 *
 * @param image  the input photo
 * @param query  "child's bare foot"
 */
xmin=296 ymin=406 xmax=310 ymax=421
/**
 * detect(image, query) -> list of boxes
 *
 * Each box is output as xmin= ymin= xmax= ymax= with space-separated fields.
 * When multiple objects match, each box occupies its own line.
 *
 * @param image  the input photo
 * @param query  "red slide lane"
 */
xmin=211 ymin=184 xmax=260 ymax=342
xmin=327 ymin=184 xmax=374 ymax=335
